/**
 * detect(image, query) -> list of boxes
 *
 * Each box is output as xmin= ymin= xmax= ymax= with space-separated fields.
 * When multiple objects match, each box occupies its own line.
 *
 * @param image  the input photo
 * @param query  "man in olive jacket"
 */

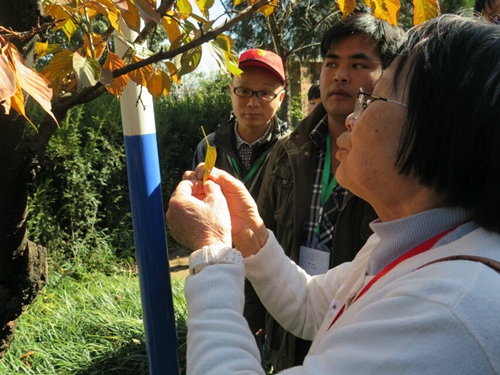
xmin=192 ymin=49 xmax=289 ymax=361
xmin=255 ymin=14 xmax=404 ymax=372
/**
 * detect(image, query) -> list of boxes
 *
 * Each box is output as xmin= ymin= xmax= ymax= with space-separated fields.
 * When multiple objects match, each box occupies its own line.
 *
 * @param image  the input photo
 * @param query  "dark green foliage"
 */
xmin=224 ymin=0 xmax=340 ymax=60
xmin=28 ymin=95 xmax=132 ymax=275
xmin=28 ymin=73 xmax=231 ymax=271
xmin=290 ymin=93 xmax=306 ymax=128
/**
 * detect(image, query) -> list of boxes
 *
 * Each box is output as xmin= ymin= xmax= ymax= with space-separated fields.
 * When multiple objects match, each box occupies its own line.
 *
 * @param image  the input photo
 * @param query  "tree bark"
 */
xmin=0 ymin=0 xmax=49 ymax=359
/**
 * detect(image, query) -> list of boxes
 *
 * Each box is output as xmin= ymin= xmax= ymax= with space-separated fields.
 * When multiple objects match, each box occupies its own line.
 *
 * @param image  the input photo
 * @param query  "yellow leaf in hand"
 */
xmin=201 ymin=126 xmax=217 ymax=184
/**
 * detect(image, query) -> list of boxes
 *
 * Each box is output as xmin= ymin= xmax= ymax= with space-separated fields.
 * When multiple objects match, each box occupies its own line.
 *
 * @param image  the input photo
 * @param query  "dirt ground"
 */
xmin=168 ymin=243 xmax=191 ymax=279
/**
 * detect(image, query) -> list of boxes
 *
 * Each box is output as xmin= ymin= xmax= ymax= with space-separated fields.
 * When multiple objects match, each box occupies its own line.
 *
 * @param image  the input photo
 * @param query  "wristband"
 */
xmin=189 ymin=245 xmax=244 ymax=275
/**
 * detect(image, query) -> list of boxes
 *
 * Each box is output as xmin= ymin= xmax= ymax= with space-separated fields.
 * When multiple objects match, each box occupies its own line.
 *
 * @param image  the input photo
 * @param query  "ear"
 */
xmin=278 ymin=89 xmax=286 ymax=104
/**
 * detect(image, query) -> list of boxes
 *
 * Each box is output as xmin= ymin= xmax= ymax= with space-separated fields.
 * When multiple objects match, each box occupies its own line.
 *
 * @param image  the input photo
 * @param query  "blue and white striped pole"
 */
xmin=116 ymin=26 xmax=180 ymax=375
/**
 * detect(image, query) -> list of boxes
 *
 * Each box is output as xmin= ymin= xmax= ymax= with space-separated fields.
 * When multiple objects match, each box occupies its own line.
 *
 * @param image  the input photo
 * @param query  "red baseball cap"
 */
xmin=238 ymin=49 xmax=286 ymax=86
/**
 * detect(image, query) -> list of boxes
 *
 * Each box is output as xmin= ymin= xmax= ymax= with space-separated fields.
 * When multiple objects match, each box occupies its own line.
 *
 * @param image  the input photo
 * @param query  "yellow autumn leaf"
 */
xmin=81 ymin=1 xmax=104 ymax=19
xmin=43 ymin=2 xmax=71 ymax=24
xmin=35 ymin=41 xmax=49 ymax=58
xmin=41 ymin=50 xmax=74 ymax=96
xmin=83 ymin=33 xmax=105 ymax=59
xmin=135 ymin=0 xmax=161 ymax=23
xmin=177 ymin=0 xmax=193 ymax=18
xmin=0 ymin=53 xmax=16 ymax=102
xmin=100 ymin=0 xmax=121 ymax=30
xmin=61 ymin=18 xmax=78 ymax=41
xmin=160 ymin=69 xmax=172 ymax=97
xmin=103 ymin=51 xmax=130 ymax=99
xmin=47 ymin=44 xmax=63 ymax=55
xmin=208 ymin=34 xmax=242 ymax=76
xmin=121 ymin=0 xmax=141 ymax=32
xmin=10 ymin=73 xmax=37 ymax=129
xmin=177 ymin=47 xmax=202 ymax=78
xmin=258 ymin=0 xmax=278 ymax=16
xmin=164 ymin=61 xmax=181 ymax=84
xmin=338 ymin=0 xmax=357 ymax=17
xmin=130 ymin=55 xmax=153 ymax=86
xmin=195 ymin=0 xmax=214 ymax=18
xmin=146 ymin=68 xmax=164 ymax=99
xmin=413 ymin=0 xmax=440 ymax=25
xmin=364 ymin=0 xmax=400 ymax=26
xmin=9 ymin=47 xmax=58 ymax=126
xmin=162 ymin=13 xmax=182 ymax=45
xmin=201 ymin=126 xmax=216 ymax=184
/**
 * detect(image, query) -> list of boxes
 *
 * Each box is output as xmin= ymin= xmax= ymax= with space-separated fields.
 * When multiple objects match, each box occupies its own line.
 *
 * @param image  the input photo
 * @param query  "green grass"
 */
xmin=0 ymin=272 xmax=187 ymax=375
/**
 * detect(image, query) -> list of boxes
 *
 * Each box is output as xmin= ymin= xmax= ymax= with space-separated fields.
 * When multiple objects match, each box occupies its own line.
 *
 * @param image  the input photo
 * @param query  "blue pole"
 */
xmin=117 ymin=26 xmax=181 ymax=375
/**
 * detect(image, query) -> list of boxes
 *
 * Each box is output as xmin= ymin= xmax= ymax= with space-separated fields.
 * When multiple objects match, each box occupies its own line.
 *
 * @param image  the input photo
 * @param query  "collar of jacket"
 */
xmin=289 ymin=103 xmax=328 ymax=146
xmin=214 ymin=112 xmax=289 ymax=151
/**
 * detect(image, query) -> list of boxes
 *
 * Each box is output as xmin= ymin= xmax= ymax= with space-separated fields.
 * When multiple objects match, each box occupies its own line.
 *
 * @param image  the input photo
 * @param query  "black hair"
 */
xmin=307 ymin=81 xmax=320 ymax=100
xmin=320 ymin=13 xmax=405 ymax=69
xmin=391 ymin=14 xmax=500 ymax=232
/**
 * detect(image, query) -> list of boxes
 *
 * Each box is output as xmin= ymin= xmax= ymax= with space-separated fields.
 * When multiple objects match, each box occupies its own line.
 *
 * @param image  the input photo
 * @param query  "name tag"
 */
xmin=299 ymin=245 xmax=330 ymax=275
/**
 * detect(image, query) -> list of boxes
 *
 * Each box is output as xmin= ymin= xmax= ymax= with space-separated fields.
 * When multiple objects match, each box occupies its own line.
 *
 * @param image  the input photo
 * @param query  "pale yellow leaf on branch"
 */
xmin=162 ymin=13 xmax=182 ymax=45
xmin=201 ymin=126 xmax=217 ymax=184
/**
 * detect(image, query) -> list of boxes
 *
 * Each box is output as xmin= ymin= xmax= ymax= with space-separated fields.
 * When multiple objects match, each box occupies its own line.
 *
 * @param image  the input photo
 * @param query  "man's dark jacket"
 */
xmin=192 ymin=113 xmax=288 ymax=200
xmin=192 ymin=112 xmax=289 ymax=344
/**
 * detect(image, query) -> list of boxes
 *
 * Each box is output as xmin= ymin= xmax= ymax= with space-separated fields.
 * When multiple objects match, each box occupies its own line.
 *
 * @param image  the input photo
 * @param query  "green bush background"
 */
xmin=28 ymin=72 xmax=232 ymax=273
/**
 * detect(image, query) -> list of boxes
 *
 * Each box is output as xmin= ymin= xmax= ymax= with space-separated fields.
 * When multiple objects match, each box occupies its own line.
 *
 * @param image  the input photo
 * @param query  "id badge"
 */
xmin=299 ymin=239 xmax=330 ymax=276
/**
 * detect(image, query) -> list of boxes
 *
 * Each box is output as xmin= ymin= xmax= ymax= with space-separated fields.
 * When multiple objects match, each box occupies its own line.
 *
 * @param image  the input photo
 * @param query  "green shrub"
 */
xmin=0 ymin=273 xmax=188 ymax=375
xmin=28 ymin=73 xmax=232 ymax=271
xmin=28 ymin=95 xmax=132 ymax=275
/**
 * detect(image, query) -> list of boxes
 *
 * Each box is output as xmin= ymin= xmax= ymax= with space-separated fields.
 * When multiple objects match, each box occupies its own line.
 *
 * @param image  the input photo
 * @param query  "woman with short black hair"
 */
xmin=167 ymin=14 xmax=500 ymax=375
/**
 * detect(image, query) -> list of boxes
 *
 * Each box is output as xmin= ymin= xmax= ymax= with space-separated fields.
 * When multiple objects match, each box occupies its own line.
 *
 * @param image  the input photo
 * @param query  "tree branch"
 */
xmin=52 ymin=0 xmax=270 ymax=112
xmin=30 ymin=0 xmax=271 ymax=155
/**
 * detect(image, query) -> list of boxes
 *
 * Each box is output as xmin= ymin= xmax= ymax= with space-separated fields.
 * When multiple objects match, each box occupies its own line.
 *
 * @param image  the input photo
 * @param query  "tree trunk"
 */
xmin=0 ymin=0 xmax=49 ymax=359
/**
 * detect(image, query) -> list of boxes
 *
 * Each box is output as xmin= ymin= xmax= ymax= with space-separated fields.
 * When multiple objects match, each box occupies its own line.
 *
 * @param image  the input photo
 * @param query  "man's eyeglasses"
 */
xmin=353 ymin=88 xmax=407 ymax=120
xmin=232 ymin=86 xmax=283 ymax=102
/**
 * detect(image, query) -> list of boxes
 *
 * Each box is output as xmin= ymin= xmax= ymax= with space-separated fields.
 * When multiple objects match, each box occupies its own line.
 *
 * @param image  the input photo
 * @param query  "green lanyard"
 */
xmin=315 ymin=133 xmax=338 ymax=234
xmin=230 ymin=153 xmax=267 ymax=183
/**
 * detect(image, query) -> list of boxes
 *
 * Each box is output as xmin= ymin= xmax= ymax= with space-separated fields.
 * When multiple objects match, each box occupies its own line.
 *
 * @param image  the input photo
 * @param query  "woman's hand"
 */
xmin=189 ymin=165 xmax=269 ymax=257
xmin=166 ymin=176 xmax=231 ymax=251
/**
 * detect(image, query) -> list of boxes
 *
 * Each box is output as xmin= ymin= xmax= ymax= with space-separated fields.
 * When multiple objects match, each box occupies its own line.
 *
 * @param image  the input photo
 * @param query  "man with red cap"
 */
xmin=192 ymin=48 xmax=289 ymax=356
xmin=192 ymin=48 xmax=288 ymax=198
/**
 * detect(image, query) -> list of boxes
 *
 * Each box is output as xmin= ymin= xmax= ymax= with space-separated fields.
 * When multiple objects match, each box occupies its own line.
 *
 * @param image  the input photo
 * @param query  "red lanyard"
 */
xmin=327 ymin=227 xmax=456 ymax=330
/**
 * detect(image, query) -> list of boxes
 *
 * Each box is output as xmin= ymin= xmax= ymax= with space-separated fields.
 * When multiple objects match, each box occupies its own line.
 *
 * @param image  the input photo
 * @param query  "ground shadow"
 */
xmin=72 ymin=336 xmax=186 ymax=375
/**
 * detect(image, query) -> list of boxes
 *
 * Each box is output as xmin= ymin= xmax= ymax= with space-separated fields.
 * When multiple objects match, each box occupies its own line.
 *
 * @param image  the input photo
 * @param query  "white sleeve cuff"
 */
xmin=189 ymin=245 xmax=244 ymax=275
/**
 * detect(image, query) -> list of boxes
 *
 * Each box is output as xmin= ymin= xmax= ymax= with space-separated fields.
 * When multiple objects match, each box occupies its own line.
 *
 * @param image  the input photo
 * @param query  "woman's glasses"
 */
xmin=353 ymin=88 xmax=407 ymax=120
